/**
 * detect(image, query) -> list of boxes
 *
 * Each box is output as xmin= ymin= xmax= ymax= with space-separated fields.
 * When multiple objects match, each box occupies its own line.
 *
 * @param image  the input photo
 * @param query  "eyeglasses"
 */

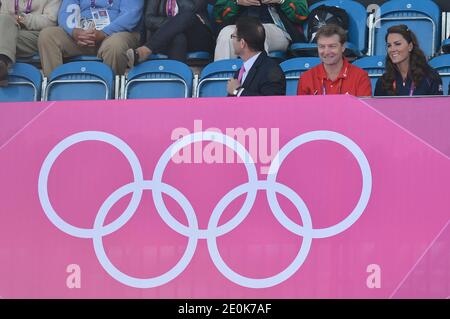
xmin=230 ymin=34 xmax=240 ymax=40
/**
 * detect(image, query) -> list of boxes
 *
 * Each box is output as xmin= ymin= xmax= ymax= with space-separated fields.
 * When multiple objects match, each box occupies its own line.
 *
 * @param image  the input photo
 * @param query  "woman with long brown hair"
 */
xmin=374 ymin=24 xmax=443 ymax=96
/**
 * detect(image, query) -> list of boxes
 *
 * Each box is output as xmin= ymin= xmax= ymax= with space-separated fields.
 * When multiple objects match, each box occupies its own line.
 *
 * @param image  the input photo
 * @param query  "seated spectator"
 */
xmin=0 ymin=0 xmax=61 ymax=86
xmin=226 ymin=16 xmax=285 ymax=96
xmin=213 ymin=0 xmax=309 ymax=61
xmin=126 ymin=0 xmax=214 ymax=66
xmin=38 ymin=0 xmax=144 ymax=77
xmin=374 ymin=25 xmax=443 ymax=96
xmin=297 ymin=24 xmax=372 ymax=97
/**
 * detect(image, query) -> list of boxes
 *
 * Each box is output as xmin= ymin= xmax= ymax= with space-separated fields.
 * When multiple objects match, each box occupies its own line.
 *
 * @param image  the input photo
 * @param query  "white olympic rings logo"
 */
xmin=38 ymin=130 xmax=372 ymax=289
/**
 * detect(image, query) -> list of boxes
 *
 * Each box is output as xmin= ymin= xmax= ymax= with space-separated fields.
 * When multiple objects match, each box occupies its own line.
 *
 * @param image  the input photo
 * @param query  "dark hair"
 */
xmin=315 ymin=24 xmax=347 ymax=45
xmin=381 ymin=24 xmax=435 ymax=95
xmin=235 ymin=16 xmax=266 ymax=52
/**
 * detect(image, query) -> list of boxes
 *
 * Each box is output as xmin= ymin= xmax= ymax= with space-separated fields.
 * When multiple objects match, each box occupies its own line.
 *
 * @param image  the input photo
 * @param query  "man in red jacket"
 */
xmin=297 ymin=24 xmax=372 ymax=97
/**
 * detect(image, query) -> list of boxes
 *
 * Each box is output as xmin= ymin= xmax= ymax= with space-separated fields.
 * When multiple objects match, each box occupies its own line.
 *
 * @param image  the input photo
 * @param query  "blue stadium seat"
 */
xmin=206 ymin=1 xmax=218 ymax=34
xmin=441 ymin=38 xmax=450 ymax=54
xmin=0 ymin=63 xmax=42 ymax=102
xmin=268 ymin=50 xmax=287 ymax=61
xmin=44 ymin=61 xmax=115 ymax=101
xmin=289 ymin=43 xmax=320 ymax=58
xmin=16 ymin=54 xmax=41 ymax=66
xmin=352 ymin=55 xmax=385 ymax=95
xmin=207 ymin=3 xmax=218 ymax=35
xmin=280 ymin=57 xmax=321 ymax=96
xmin=196 ymin=58 xmax=242 ymax=97
xmin=148 ymin=53 xmax=169 ymax=60
xmin=124 ymin=59 xmax=193 ymax=99
xmin=67 ymin=55 xmax=103 ymax=62
xmin=369 ymin=0 xmax=441 ymax=58
xmin=187 ymin=51 xmax=211 ymax=61
xmin=146 ymin=51 xmax=211 ymax=65
xmin=429 ymin=54 xmax=450 ymax=95
xmin=290 ymin=0 xmax=368 ymax=57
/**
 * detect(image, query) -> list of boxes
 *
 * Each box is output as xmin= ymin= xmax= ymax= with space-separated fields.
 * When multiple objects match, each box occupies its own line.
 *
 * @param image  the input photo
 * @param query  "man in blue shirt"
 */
xmin=38 ymin=0 xmax=144 ymax=76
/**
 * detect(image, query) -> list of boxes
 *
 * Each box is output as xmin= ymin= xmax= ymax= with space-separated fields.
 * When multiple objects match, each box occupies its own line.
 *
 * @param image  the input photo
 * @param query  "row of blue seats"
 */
xmin=289 ymin=0 xmax=446 ymax=59
xmin=14 ymin=0 xmax=450 ymax=68
xmin=2 ymin=54 xmax=450 ymax=102
xmin=210 ymin=0 xmax=450 ymax=61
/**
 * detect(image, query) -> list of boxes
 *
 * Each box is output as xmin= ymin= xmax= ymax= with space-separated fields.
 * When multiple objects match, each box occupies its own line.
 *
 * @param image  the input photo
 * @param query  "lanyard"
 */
xmin=393 ymin=80 xmax=415 ymax=96
xmin=90 ymin=0 xmax=113 ymax=8
xmin=320 ymin=65 xmax=347 ymax=95
xmin=15 ymin=0 xmax=33 ymax=15
xmin=321 ymin=77 xmax=344 ymax=95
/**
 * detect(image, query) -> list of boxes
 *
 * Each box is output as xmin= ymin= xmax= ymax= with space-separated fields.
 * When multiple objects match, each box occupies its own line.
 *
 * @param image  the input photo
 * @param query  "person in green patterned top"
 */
xmin=213 ymin=0 xmax=309 ymax=61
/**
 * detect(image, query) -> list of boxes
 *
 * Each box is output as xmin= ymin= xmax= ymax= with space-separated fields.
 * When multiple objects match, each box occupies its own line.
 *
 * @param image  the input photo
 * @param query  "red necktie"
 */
xmin=237 ymin=65 xmax=246 ymax=83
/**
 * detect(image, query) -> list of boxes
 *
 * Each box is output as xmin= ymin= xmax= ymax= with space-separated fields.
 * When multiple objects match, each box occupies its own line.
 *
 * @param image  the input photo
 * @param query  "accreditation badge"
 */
xmin=91 ymin=8 xmax=111 ymax=30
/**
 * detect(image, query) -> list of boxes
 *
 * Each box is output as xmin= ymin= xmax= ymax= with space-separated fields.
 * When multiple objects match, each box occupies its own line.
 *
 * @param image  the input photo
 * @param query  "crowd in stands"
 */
xmin=213 ymin=0 xmax=308 ymax=60
xmin=0 ymin=0 xmax=448 ymax=97
xmin=127 ymin=0 xmax=214 ymax=66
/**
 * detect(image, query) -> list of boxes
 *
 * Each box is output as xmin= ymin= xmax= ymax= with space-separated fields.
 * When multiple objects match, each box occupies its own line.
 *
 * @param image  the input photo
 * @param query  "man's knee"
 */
xmin=99 ymin=33 xmax=130 ymax=58
xmin=0 ymin=13 xmax=16 ymax=25
xmin=38 ymin=27 xmax=64 ymax=47
xmin=174 ymin=11 xmax=196 ymax=25
xmin=172 ymin=33 xmax=187 ymax=48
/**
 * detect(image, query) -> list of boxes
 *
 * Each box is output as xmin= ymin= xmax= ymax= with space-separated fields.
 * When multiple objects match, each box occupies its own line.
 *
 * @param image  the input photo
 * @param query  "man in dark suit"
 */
xmin=226 ymin=16 xmax=286 ymax=97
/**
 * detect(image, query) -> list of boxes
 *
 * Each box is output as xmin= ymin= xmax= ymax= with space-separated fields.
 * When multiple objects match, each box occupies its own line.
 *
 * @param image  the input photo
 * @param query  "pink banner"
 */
xmin=0 ymin=95 xmax=449 ymax=298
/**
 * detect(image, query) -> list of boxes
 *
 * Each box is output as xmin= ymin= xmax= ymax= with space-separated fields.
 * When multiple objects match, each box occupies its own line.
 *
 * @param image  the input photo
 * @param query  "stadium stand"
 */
xmin=2 ymin=0 xmax=450 ymax=102
xmin=0 ymin=63 xmax=42 ymax=102
xmin=44 ymin=61 xmax=115 ymax=101
xmin=196 ymin=58 xmax=242 ymax=98
xmin=280 ymin=57 xmax=321 ymax=96
xmin=309 ymin=0 xmax=450 ymax=12
xmin=369 ymin=0 xmax=441 ymax=58
xmin=123 ymin=60 xmax=193 ymax=99
xmin=290 ymin=0 xmax=368 ymax=58
xmin=352 ymin=55 xmax=386 ymax=95
xmin=429 ymin=54 xmax=450 ymax=95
